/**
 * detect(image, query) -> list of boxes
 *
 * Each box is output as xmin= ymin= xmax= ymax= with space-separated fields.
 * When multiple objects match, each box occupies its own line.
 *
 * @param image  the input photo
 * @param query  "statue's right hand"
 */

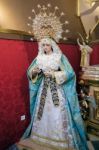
xmin=32 ymin=67 xmax=41 ymax=74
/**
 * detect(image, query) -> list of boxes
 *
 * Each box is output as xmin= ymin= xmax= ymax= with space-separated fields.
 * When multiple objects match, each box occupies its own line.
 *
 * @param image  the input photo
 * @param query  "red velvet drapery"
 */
xmin=90 ymin=44 xmax=99 ymax=65
xmin=0 ymin=39 xmax=99 ymax=149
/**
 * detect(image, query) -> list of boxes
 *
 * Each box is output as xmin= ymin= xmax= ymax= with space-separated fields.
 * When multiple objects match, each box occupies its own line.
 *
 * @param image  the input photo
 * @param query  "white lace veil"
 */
xmin=38 ymin=37 xmax=62 ymax=56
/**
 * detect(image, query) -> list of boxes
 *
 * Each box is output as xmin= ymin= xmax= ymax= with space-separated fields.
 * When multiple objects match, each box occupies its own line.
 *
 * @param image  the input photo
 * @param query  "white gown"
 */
xmin=30 ymin=53 xmax=75 ymax=150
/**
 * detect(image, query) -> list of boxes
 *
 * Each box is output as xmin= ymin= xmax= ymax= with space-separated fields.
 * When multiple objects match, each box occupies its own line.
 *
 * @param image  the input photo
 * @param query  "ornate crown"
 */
xmin=27 ymin=4 xmax=70 ymax=42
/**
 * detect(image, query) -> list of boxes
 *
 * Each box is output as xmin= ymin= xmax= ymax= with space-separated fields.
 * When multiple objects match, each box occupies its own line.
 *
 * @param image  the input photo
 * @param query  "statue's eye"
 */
xmin=42 ymin=44 xmax=45 ymax=46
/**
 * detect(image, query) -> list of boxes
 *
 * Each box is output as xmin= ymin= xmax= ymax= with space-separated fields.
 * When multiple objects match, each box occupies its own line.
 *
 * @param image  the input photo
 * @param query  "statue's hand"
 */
xmin=32 ymin=67 xmax=41 ymax=74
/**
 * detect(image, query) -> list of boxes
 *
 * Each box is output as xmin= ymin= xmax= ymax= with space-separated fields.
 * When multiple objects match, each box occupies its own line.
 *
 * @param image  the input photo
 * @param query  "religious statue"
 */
xmin=16 ymin=4 xmax=89 ymax=150
xmin=77 ymin=38 xmax=93 ymax=67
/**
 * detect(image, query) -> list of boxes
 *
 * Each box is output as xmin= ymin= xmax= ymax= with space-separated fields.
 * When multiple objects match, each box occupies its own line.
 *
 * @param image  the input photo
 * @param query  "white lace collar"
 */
xmin=36 ymin=53 xmax=61 ymax=71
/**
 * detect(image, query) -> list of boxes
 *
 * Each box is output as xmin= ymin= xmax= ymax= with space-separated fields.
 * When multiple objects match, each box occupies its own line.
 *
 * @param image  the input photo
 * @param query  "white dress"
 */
xmin=30 ymin=53 xmax=75 ymax=150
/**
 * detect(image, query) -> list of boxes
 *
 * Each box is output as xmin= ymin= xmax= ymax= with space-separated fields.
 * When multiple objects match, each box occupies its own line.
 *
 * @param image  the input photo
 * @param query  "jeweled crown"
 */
xmin=27 ymin=4 xmax=70 ymax=42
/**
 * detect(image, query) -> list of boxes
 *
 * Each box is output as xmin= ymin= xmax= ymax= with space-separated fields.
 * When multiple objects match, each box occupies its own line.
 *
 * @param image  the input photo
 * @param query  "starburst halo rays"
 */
xmin=27 ymin=4 xmax=70 ymax=42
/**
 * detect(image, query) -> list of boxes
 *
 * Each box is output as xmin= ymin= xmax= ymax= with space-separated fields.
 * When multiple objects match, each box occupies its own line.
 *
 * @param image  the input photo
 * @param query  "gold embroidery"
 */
xmin=30 ymin=138 xmax=75 ymax=150
xmin=31 ymin=132 xmax=68 ymax=143
xmin=37 ymin=76 xmax=59 ymax=120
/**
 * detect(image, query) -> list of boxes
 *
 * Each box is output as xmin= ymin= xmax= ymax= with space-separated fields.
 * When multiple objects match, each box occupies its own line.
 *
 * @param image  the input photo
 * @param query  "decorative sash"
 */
xmin=37 ymin=76 xmax=59 ymax=120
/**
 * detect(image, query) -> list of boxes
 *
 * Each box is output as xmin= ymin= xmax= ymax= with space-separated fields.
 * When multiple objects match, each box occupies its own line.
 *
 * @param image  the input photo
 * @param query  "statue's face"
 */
xmin=42 ymin=43 xmax=52 ymax=54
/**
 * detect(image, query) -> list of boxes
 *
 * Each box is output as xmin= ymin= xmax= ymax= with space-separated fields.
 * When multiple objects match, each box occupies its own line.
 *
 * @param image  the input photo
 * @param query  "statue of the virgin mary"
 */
xmin=16 ymin=4 xmax=89 ymax=150
xmin=16 ymin=37 xmax=89 ymax=150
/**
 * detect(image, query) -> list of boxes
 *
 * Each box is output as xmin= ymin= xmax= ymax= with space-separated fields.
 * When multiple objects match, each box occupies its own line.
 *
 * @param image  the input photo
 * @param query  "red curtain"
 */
xmin=0 ymin=39 xmax=38 ymax=149
xmin=0 ymin=39 xmax=99 ymax=149
xmin=90 ymin=44 xmax=99 ymax=65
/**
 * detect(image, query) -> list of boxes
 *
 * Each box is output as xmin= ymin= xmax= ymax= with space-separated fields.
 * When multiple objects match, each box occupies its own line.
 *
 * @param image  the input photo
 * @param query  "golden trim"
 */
xmin=95 ymin=108 xmax=99 ymax=121
xmin=30 ymin=138 xmax=74 ymax=150
xmin=77 ymin=0 xmax=80 ymax=16
xmin=0 ymin=27 xmax=77 ymax=44
xmin=81 ymin=76 xmax=99 ymax=83
xmin=17 ymin=138 xmax=74 ymax=150
xmin=0 ymin=27 xmax=33 ymax=36
xmin=31 ymin=132 xmax=68 ymax=143
xmin=89 ymin=83 xmax=99 ymax=87
xmin=88 ymin=80 xmax=99 ymax=87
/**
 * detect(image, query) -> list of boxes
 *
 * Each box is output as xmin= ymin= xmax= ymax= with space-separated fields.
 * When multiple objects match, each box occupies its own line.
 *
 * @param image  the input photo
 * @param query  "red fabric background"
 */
xmin=90 ymin=44 xmax=99 ymax=65
xmin=0 ymin=39 xmax=99 ymax=149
